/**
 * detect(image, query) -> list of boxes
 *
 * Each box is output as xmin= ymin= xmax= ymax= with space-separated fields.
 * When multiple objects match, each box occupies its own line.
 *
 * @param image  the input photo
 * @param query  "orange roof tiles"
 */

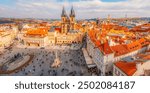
xmin=115 ymin=61 xmax=137 ymax=76
xmin=95 ymin=41 xmax=101 ymax=47
xmin=88 ymin=30 xmax=114 ymax=55
xmin=101 ymin=23 xmax=129 ymax=32
xmin=111 ymin=45 xmax=129 ymax=56
xmin=88 ymin=25 xmax=149 ymax=56
xmin=126 ymin=41 xmax=141 ymax=52
xmin=113 ymin=26 xmax=129 ymax=31
xmin=98 ymin=41 xmax=114 ymax=55
xmin=26 ymin=28 xmax=48 ymax=37
xmin=102 ymin=23 xmax=115 ymax=30
xmin=138 ymin=38 xmax=148 ymax=47
xmin=88 ymin=29 xmax=99 ymax=42
xmin=55 ymin=27 xmax=61 ymax=33
xmin=130 ymin=23 xmax=150 ymax=32
xmin=143 ymin=55 xmax=150 ymax=60
xmin=125 ymin=38 xmax=148 ymax=52
xmin=136 ymin=52 xmax=150 ymax=60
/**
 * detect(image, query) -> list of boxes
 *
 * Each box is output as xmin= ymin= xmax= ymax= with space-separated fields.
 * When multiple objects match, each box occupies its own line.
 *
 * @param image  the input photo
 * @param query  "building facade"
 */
xmin=86 ymin=23 xmax=149 ymax=76
xmin=21 ymin=7 xmax=84 ymax=47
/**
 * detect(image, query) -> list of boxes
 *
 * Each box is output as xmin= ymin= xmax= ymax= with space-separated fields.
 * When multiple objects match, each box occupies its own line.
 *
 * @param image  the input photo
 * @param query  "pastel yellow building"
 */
xmin=22 ymin=28 xmax=49 ymax=47
xmin=0 ymin=31 xmax=13 ymax=49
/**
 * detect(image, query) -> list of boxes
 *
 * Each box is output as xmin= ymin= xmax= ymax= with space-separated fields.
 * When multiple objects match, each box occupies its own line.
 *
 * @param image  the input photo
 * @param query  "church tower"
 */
xmin=61 ymin=6 xmax=70 ymax=34
xmin=70 ymin=6 xmax=75 ymax=30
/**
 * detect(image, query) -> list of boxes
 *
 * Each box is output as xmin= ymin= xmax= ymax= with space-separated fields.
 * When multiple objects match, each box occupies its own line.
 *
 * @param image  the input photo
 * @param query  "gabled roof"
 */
xmin=26 ymin=28 xmax=48 ymax=37
xmin=129 ymin=23 xmax=150 ymax=32
xmin=114 ymin=61 xmax=137 ymax=76
xmin=125 ymin=38 xmax=148 ymax=52
xmin=88 ymin=30 xmax=114 ymax=55
xmin=70 ymin=6 xmax=75 ymax=17
xmin=98 ymin=41 xmax=114 ymax=55
xmin=138 ymin=38 xmax=148 ymax=47
xmin=61 ymin=6 xmax=67 ymax=17
xmin=111 ymin=44 xmax=129 ymax=56
xmin=126 ymin=40 xmax=142 ymax=52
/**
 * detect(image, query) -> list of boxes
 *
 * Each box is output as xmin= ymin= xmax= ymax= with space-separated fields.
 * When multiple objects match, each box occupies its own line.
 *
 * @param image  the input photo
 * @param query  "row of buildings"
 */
xmin=86 ymin=21 xmax=150 ymax=76
xmin=18 ymin=7 xmax=84 ymax=47
xmin=0 ymin=6 xmax=149 ymax=76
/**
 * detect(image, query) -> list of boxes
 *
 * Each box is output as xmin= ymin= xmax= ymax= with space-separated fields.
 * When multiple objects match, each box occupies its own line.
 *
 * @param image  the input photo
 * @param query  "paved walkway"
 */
xmin=1 ymin=48 xmax=90 ymax=76
xmin=82 ymin=48 xmax=96 ymax=68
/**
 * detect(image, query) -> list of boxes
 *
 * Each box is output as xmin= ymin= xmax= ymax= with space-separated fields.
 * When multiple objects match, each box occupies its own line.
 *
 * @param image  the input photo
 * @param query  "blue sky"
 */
xmin=101 ymin=0 xmax=126 ymax=2
xmin=0 ymin=0 xmax=149 ymax=19
xmin=0 ymin=0 xmax=15 ymax=5
xmin=57 ymin=0 xmax=127 ymax=2
xmin=0 ymin=0 xmax=127 ymax=4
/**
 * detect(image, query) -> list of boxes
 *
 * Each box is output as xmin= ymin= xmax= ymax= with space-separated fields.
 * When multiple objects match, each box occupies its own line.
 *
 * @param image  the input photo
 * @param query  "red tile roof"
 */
xmin=88 ymin=27 xmax=149 ymax=57
xmin=26 ymin=28 xmax=48 ymax=37
xmin=114 ymin=61 xmax=137 ymax=76
xmin=129 ymin=23 xmax=150 ymax=32
xmin=111 ymin=44 xmax=129 ymax=56
xmin=113 ymin=25 xmax=129 ymax=31
xmin=138 ymin=38 xmax=148 ymax=47
xmin=95 ymin=41 xmax=101 ymax=46
xmin=98 ymin=41 xmax=114 ymax=55
xmin=102 ymin=23 xmax=115 ymax=30
xmin=125 ymin=38 xmax=148 ymax=52
xmin=143 ymin=55 xmax=150 ymax=60
xmin=55 ymin=27 xmax=61 ymax=33
xmin=126 ymin=41 xmax=142 ymax=52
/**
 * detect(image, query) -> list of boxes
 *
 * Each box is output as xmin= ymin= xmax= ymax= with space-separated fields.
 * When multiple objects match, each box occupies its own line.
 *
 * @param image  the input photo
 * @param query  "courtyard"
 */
xmin=0 ymin=47 xmax=91 ymax=76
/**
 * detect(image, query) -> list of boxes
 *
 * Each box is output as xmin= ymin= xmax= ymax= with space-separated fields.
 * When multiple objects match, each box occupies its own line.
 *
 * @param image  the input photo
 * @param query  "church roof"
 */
xmin=70 ymin=6 xmax=75 ymax=17
xmin=61 ymin=6 xmax=67 ymax=17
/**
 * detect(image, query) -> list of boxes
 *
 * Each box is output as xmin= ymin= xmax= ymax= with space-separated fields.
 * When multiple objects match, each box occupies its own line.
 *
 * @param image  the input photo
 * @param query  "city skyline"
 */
xmin=0 ymin=0 xmax=150 ymax=19
xmin=0 ymin=0 xmax=150 ymax=76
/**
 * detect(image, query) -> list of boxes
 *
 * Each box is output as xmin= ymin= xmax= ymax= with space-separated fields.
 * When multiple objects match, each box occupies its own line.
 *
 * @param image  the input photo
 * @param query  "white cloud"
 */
xmin=0 ymin=0 xmax=149 ymax=19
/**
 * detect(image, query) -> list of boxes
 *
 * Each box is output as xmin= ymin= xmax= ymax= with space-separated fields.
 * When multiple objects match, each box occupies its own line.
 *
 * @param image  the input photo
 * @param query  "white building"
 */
xmin=86 ymin=29 xmax=149 ymax=76
xmin=113 ymin=59 xmax=150 ymax=76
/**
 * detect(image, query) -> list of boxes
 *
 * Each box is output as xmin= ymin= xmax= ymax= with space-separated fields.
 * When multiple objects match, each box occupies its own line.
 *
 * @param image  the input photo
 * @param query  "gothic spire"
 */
xmin=61 ymin=6 xmax=67 ymax=17
xmin=70 ymin=6 xmax=75 ymax=17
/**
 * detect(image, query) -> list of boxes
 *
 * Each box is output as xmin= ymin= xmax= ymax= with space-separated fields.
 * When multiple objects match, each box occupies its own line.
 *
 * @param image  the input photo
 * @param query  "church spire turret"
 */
xmin=61 ymin=6 xmax=70 ymax=34
xmin=70 ymin=6 xmax=75 ymax=17
xmin=69 ymin=6 xmax=75 ymax=30
xmin=61 ymin=6 xmax=67 ymax=17
xmin=61 ymin=6 xmax=76 ymax=33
